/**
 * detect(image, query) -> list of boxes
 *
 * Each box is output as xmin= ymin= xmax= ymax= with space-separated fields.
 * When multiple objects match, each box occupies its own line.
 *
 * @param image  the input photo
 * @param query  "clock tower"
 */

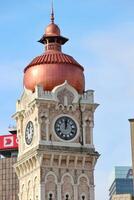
xmin=14 ymin=8 xmax=99 ymax=200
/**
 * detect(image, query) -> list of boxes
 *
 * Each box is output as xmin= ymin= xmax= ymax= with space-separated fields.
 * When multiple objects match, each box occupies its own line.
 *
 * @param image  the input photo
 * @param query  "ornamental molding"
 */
xmin=52 ymin=80 xmax=79 ymax=104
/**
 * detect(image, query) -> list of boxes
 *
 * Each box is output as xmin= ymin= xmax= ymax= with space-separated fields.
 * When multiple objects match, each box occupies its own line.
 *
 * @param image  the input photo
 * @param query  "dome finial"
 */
xmin=51 ymin=0 xmax=54 ymax=23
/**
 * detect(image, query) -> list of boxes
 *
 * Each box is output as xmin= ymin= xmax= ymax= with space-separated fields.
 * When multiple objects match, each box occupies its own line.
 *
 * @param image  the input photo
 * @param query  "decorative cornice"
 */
xmin=129 ymin=118 xmax=134 ymax=122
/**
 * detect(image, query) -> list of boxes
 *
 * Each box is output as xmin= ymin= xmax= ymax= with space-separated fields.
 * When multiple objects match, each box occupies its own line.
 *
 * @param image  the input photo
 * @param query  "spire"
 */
xmin=51 ymin=0 xmax=54 ymax=23
xmin=38 ymin=1 xmax=68 ymax=47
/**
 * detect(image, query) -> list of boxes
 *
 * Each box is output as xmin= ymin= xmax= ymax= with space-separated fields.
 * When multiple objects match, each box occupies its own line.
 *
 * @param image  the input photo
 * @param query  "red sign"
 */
xmin=0 ymin=134 xmax=18 ymax=150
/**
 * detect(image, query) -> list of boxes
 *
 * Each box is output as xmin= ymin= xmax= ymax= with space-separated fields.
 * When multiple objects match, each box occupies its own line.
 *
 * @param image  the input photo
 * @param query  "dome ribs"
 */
xmin=64 ymin=54 xmax=72 ymax=64
xmin=59 ymin=53 xmax=65 ymax=63
xmin=53 ymin=53 xmax=57 ymax=63
xmin=47 ymin=54 xmax=51 ymax=63
xmin=56 ymin=53 xmax=60 ymax=63
xmin=24 ymin=52 xmax=83 ymax=72
xmin=40 ymin=55 xmax=45 ymax=63
xmin=50 ymin=53 xmax=53 ymax=63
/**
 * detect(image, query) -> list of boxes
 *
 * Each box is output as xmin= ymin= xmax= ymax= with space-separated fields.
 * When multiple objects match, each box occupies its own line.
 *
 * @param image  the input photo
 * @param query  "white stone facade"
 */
xmin=14 ymin=81 xmax=99 ymax=200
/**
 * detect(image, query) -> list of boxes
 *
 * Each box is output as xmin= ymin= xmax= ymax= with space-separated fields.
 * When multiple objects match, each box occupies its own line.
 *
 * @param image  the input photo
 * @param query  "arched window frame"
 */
xmin=45 ymin=171 xmax=58 ymax=184
xmin=61 ymin=173 xmax=74 ymax=185
xmin=45 ymin=172 xmax=57 ymax=200
xmin=81 ymin=193 xmax=87 ymax=200
xmin=78 ymin=174 xmax=90 ymax=186
xmin=64 ymin=192 xmax=70 ymax=200
xmin=48 ymin=191 xmax=54 ymax=200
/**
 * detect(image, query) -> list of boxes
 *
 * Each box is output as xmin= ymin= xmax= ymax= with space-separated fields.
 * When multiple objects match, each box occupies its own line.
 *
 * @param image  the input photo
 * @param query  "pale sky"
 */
xmin=0 ymin=1 xmax=134 ymax=199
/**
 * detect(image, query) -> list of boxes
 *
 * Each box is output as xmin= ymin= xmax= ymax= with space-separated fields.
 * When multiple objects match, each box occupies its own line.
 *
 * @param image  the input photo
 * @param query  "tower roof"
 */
xmin=23 ymin=6 xmax=85 ymax=94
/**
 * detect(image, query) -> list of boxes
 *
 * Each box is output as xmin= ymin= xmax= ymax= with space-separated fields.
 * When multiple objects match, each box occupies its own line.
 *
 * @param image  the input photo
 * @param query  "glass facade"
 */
xmin=109 ymin=166 xmax=134 ymax=200
xmin=0 ymin=157 xmax=18 ymax=200
xmin=115 ymin=167 xmax=133 ymax=179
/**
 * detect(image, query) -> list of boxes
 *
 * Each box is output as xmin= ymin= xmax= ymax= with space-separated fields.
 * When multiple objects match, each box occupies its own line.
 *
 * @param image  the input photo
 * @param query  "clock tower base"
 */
xmin=15 ymin=145 xmax=99 ymax=200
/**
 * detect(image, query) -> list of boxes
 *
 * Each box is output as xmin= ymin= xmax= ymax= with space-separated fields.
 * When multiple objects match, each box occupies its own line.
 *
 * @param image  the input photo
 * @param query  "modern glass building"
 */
xmin=109 ymin=166 xmax=134 ymax=200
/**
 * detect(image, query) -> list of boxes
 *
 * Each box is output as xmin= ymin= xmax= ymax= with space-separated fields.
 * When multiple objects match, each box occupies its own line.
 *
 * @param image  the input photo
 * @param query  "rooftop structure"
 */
xmin=109 ymin=166 xmax=134 ymax=200
xmin=24 ymin=7 xmax=85 ymax=94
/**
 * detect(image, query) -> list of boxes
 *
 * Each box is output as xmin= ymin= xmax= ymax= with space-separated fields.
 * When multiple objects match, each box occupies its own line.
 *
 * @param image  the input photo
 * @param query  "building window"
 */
xmin=81 ymin=195 xmax=86 ymax=200
xmin=48 ymin=193 xmax=53 ymax=200
xmin=65 ymin=194 xmax=70 ymax=200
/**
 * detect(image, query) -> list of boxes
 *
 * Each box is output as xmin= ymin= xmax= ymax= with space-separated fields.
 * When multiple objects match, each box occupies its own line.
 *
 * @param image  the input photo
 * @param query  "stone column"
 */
xmin=89 ymin=121 xmax=94 ymax=146
xmin=90 ymin=185 xmax=95 ymax=200
xmin=57 ymin=183 xmax=61 ymax=200
xmin=46 ymin=119 xmax=50 ymax=141
xmin=40 ymin=182 xmax=45 ymax=200
xmin=82 ymin=122 xmax=86 ymax=145
xmin=74 ymin=184 xmax=78 ymax=200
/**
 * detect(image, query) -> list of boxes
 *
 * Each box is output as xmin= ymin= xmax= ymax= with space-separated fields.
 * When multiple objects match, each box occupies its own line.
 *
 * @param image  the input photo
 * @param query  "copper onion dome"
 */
xmin=23 ymin=7 xmax=85 ymax=94
xmin=45 ymin=23 xmax=60 ymax=36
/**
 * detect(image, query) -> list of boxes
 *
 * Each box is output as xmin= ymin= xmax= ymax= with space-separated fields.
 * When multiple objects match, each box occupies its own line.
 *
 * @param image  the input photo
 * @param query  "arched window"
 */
xmin=36 ymin=195 xmax=38 ymax=200
xmin=45 ymin=172 xmax=57 ymax=200
xmin=78 ymin=175 xmax=89 ymax=199
xmin=61 ymin=173 xmax=74 ymax=199
xmin=48 ymin=193 xmax=53 ymax=200
xmin=81 ymin=195 xmax=86 ymax=200
xmin=65 ymin=193 xmax=70 ymax=200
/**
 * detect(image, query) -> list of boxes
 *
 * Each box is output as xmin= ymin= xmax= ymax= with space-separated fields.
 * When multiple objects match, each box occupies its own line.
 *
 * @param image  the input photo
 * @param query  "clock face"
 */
xmin=25 ymin=121 xmax=34 ymax=145
xmin=54 ymin=116 xmax=77 ymax=140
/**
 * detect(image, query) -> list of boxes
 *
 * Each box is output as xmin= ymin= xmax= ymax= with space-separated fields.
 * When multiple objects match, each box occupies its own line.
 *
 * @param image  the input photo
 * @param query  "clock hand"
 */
xmin=65 ymin=119 xmax=67 ymax=129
